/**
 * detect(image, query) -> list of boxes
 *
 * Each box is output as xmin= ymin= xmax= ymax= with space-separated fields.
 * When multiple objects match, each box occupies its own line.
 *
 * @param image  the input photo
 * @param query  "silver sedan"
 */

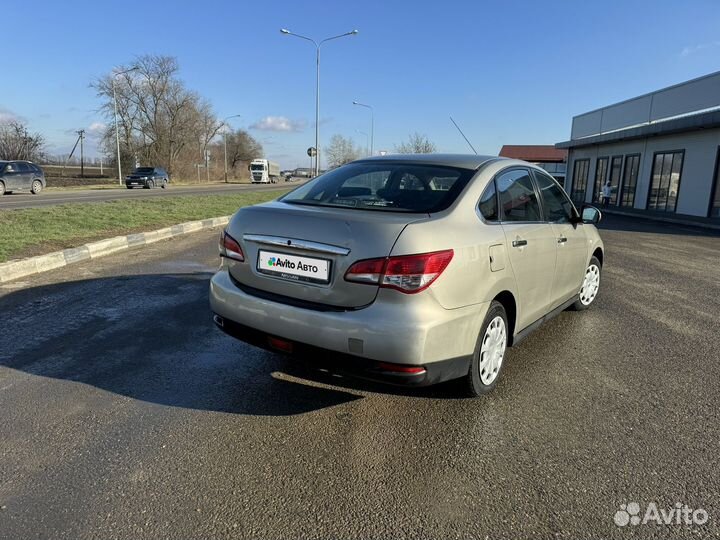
xmin=210 ymin=154 xmax=604 ymax=396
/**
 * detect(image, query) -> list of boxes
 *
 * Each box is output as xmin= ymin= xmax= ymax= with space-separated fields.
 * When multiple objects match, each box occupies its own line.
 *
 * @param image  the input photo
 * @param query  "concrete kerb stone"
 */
xmin=86 ymin=236 xmax=129 ymax=258
xmin=0 ymin=215 xmax=231 ymax=284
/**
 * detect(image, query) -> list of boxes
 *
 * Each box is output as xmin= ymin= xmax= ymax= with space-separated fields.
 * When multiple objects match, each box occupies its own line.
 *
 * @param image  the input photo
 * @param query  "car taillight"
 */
xmin=344 ymin=249 xmax=453 ymax=294
xmin=219 ymin=230 xmax=244 ymax=262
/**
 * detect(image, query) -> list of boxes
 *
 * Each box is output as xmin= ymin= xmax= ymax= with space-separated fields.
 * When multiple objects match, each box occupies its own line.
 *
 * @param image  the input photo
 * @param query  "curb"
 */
xmin=0 ymin=216 xmax=230 ymax=284
xmin=601 ymin=208 xmax=720 ymax=231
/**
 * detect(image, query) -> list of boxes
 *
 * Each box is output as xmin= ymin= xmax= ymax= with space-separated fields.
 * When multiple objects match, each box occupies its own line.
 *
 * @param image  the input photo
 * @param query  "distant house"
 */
xmin=499 ymin=145 xmax=567 ymax=182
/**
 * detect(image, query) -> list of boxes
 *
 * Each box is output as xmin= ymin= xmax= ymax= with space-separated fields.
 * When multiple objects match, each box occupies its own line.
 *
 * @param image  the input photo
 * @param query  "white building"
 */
xmin=556 ymin=71 xmax=720 ymax=222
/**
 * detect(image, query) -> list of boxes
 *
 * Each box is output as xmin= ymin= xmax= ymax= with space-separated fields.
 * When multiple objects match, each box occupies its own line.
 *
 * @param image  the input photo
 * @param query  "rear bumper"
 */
xmin=209 ymin=269 xmax=487 ymax=386
xmin=212 ymin=313 xmax=471 ymax=386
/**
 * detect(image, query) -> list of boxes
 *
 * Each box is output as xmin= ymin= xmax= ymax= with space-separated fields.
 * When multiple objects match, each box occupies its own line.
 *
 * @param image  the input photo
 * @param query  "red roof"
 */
xmin=499 ymin=145 xmax=567 ymax=162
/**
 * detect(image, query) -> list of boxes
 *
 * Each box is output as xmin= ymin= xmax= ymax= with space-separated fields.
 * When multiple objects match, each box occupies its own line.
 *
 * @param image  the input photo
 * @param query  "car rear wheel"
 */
xmin=464 ymin=301 xmax=508 ymax=397
xmin=0 ymin=180 xmax=5 ymax=195
xmin=571 ymin=256 xmax=602 ymax=311
xmin=31 ymin=180 xmax=43 ymax=194
xmin=161 ymin=180 xmax=167 ymax=188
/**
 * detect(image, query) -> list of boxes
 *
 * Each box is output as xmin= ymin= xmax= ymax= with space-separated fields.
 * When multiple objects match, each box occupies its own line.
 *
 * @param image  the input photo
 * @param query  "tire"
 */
xmin=145 ymin=180 xmax=154 ymax=189
xmin=31 ymin=179 xmax=43 ymax=194
xmin=570 ymin=256 xmax=602 ymax=311
xmin=161 ymin=180 xmax=167 ymax=189
xmin=0 ymin=180 xmax=5 ymax=196
xmin=464 ymin=301 xmax=508 ymax=397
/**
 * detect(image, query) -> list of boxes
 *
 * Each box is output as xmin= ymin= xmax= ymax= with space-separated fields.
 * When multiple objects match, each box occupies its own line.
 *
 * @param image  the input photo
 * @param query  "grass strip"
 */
xmin=0 ymin=190 xmax=288 ymax=262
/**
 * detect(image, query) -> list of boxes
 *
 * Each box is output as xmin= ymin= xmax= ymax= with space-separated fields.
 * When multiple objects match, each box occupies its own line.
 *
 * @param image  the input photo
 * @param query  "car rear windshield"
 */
xmin=279 ymin=162 xmax=473 ymax=213
xmin=134 ymin=167 xmax=155 ymax=174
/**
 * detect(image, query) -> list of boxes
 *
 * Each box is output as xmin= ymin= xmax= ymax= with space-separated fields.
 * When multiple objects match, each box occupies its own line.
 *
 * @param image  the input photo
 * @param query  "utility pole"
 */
xmin=77 ymin=130 xmax=85 ymax=178
xmin=205 ymin=150 xmax=210 ymax=183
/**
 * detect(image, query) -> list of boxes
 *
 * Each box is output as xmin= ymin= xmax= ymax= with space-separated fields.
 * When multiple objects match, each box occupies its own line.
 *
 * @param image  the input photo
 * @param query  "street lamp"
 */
xmin=112 ymin=66 xmax=138 ymax=185
xmin=356 ymin=129 xmax=369 ymax=157
xmin=352 ymin=101 xmax=374 ymax=157
xmin=281 ymin=27 xmax=359 ymax=176
xmin=223 ymin=114 xmax=242 ymax=183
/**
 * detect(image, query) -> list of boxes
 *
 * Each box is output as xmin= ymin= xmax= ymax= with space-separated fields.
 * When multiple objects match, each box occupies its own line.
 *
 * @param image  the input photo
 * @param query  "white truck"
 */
xmin=249 ymin=159 xmax=281 ymax=184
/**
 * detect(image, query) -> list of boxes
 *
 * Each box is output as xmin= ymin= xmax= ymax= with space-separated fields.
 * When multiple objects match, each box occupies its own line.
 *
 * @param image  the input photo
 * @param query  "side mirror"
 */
xmin=581 ymin=204 xmax=602 ymax=224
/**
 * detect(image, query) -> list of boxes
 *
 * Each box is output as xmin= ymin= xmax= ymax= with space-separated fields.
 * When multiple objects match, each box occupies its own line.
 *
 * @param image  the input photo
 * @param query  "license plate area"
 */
xmin=257 ymin=250 xmax=331 ymax=284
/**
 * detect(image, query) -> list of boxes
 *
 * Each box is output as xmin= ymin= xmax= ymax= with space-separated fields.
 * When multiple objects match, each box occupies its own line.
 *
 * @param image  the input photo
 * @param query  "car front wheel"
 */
xmin=464 ymin=300 xmax=508 ymax=397
xmin=145 ymin=180 xmax=154 ymax=189
xmin=571 ymin=256 xmax=602 ymax=311
xmin=31 ymin=180 xmax=43 ymax=194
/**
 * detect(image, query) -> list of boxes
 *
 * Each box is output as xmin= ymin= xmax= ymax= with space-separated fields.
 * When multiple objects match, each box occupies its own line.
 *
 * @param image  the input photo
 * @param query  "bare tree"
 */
xmin=0 ymin=121 xmax=45 ymax=161
xmin=208 ymin=128 xmax=263 ymax=180
xmin=93 ymin=55 xmax=221 ymax=179
xmin=325 ymin=134 xmax=360 ymax=168
xmin=395 ymin=132 xmax=437 ymax=154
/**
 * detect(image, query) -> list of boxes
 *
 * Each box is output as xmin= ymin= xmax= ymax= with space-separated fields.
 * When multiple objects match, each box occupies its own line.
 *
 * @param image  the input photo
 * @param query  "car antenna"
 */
xmin=449 ymin=116 xmax=478 ymax=155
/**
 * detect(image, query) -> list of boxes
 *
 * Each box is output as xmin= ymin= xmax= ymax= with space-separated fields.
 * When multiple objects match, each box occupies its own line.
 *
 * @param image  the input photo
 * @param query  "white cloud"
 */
xmin=0 ymin=106 xmax=20 ymax=123
xmin=88 ymin=121 xmax=106 ymax=133
xmin=250 ymin=115 xmax=307 ymax=132
xmin=86 ymin=122 xmax=107 ymax=139
xmin=679 ymin=41 xmax=720 ymax=57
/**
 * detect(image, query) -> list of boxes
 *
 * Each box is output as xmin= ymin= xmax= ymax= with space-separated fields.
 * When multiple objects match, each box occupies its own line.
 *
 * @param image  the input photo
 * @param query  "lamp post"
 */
xmin=112 ymin=66 xmax=138 ymax=185
xmin=223 ymin=114 xmax=242 ymax=183
xmin=281 ymin=28 xmax=358 ymax=176
xmin=352 ymin=100 xmax=374 ymax=157
xmin=356 ymin=129 xmax=369 ymax=157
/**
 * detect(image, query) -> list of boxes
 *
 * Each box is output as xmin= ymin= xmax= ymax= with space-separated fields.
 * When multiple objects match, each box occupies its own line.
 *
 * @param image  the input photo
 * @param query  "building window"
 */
xmin=593 ymin=157 xmax=609 ymax=203
xmin=608 ymin=156 xmax=622 ymax=205
xmin=620 ymin=154 xmax=640 ymax=208
xmin=647 ymin=151 xmax=684 ymax=212
xmin=710 ymin=148 xmax=720 ymax=219
xmin=570 ymin=159 xmax=589 ymax=205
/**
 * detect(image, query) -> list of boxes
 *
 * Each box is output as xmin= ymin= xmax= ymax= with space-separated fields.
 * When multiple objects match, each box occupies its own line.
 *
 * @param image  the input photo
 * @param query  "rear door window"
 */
xmin=478 ymin=181 xmax=498 ymax=221
xmin=496 ymin=169 xmax=542 ymax=222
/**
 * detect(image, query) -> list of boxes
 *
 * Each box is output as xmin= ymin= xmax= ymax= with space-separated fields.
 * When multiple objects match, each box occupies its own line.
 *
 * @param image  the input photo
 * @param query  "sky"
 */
xmin=2 ymin=0 xmax=720 ymax=169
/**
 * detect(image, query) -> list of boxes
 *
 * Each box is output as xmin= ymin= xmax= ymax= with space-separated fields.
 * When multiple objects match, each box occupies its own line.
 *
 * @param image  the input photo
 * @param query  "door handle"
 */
xmin=557 ymin=236 xmax=568 ymax=244
xmin=512 ymin=239 xmax=528 ymax=248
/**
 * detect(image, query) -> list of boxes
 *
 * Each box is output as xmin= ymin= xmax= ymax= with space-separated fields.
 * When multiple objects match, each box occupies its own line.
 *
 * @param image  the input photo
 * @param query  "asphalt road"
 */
xmin=0 ymin=181 xmax=303 ymax=210
xmin=0 ymin=216 xmax=718 ymax=539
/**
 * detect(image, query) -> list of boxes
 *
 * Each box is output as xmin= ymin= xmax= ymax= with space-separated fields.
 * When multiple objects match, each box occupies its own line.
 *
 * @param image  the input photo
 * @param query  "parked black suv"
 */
xmin=125 ymin=167 xmax=169 ymax=189
xmin=0 ymin=160 xmax=46 ymax=195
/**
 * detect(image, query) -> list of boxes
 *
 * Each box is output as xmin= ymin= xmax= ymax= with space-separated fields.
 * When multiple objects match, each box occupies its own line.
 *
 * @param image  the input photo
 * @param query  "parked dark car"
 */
xmin=125 ymin=167 xmax=169 ymax=189
xmin=0 ymin=160 xmax=46 ymax=195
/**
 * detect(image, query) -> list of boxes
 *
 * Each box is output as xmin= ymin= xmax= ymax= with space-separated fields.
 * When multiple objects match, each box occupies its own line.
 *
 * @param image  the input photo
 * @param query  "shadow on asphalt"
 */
xmin=0 ymin=273 xmax=463 ymax=417
xmin=598 ymin=213 xmax=720 ymax=237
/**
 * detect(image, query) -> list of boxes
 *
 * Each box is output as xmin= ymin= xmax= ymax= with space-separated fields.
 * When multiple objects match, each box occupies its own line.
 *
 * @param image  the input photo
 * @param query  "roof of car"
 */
xmin=355 ymin=153 xmax=502 ymax=170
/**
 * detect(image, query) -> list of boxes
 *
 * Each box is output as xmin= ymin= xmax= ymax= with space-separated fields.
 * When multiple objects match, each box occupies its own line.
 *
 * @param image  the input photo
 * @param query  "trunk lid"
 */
xmin=225 ymin=201 xmax=426 ymax=308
